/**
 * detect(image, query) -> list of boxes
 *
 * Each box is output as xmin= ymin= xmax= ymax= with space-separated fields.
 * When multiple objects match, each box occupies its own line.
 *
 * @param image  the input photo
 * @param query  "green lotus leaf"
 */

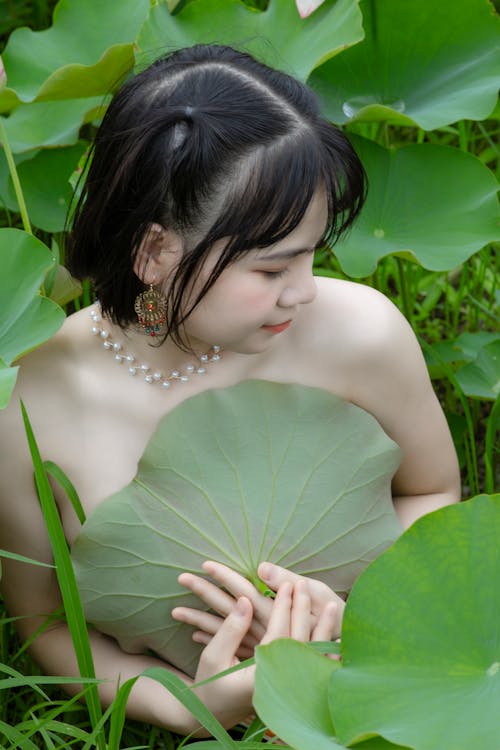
xmin=1 ymin=144 xmax=86 ymax=232
xmin=0 ymin=0 xmax=150 ymax=111
xmin=137 ymin=0 xmax=364 ymax=81
xmin=329 ymin=494 xmax=500 ymax=750
xmin=455 ymin=340 xmax=500 ymax=399
xmin=333 ymin=137 xmax=500 ymax=277
xmin=0 ymin=230 xmax=64 ymax=407
xmin=454 ymin=332 xmax=500 ymax=362
xmin=72 ymin=381 xmax=402 ymax=677
xmin=309 ymin=0 xmax=500 ymax=128
xmin=255 ymin=640 xmax=342 ymax=750
xmin=2 ymin=98 xmax=107 ymax=153
xmin=254 ymin=639 xmax=410 ymax=749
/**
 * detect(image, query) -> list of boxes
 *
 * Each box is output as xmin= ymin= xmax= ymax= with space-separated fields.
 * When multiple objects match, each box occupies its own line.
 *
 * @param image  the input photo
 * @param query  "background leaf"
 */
xmin=72 ymin=381 xmax=402 ymax=677
xmin=137 ymin=0 xmax=364 ymax=81
xmin=1 ymin=143 xmax=86 ymax=232
xmin=310 ymin=0 xmax=500 ymax=128
xmin=2 ymin=98 xmax=107 ymax=153
xmin=0 ymin=229 xmax=64 ymax=366
xmin=332 ymin=137 xmax=500 ymax=277
xmin=455 ymin=340 xmax=500 ymax=399
xmin=329 ymin=495 xmax=500 ymax=750
xmin=0 ymin=0 xmax=150 ymax=109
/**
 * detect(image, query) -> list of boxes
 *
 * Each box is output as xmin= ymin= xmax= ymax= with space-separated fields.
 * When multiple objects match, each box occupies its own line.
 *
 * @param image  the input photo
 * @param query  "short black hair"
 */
xmin=67 ymin=44 xmax=366 ymax=347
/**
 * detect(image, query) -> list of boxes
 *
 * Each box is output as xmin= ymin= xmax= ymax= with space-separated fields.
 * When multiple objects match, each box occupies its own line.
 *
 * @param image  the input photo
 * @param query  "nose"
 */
xmin=277 ymin=265 xmax=317 ymax=308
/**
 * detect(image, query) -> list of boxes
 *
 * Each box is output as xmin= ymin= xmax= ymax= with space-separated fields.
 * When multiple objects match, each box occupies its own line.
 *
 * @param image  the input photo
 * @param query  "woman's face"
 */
xmin=180 ymin=191 xmax=328 ymax=354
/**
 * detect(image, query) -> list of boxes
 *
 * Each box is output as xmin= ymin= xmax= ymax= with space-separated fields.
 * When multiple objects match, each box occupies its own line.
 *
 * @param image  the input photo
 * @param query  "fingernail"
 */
xmin=259 ymin=562 xmax=271 ymax=580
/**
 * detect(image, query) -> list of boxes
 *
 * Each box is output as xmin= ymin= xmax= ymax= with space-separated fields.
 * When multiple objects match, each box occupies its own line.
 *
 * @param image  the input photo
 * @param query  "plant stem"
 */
xmin=0 ymin=117 xmax=32 ymax=234
xmin=484 ymin=393 xmax=500 ymax=495
xmin=396 ymin=257 xmax=413 ymax=323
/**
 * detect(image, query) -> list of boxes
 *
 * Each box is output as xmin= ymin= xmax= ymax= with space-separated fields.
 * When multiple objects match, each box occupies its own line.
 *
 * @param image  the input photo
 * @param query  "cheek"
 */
xmin=202 ymin=275 xmax=275 ymax=318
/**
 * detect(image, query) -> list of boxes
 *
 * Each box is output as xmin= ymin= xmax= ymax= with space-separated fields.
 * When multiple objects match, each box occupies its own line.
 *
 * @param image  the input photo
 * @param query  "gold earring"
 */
xmin=134 ymin=285 xmax=167 ymax=337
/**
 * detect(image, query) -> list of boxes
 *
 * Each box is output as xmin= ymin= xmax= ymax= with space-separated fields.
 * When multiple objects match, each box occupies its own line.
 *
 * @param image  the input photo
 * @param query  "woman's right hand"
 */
xmin=191 ymin=579 xmax=338 ymax=725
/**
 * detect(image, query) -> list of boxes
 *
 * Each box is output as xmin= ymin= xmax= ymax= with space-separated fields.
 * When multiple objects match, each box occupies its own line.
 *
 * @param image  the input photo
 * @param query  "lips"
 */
xmin=261 ymin=320 xmax=292 ymax=334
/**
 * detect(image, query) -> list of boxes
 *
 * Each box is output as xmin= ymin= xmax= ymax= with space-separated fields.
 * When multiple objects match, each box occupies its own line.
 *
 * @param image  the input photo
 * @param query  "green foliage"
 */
xmin=255 ymin=495 xmax=500 ymax=750
xmin=137 ymin=0 xmax=364 ymax=81
xmin=0 ymin=0 xmax=150 ymax=108
xmin=332 ymin=137 xmax=500 ymax=277
xmin=72 ymin=381 xmax=402 ymax=677
xmin=0 ymin=229 xmax=64 ymax=406
xmin=310 ymin=0 xmax=500 ymax=129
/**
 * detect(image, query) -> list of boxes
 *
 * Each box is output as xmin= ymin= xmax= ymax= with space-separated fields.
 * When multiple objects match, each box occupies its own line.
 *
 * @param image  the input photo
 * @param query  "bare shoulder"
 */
xmin=2 ymin=309 xmax=93 ymax=436
xmin=303 ymin=276 xmax=420 ymax=376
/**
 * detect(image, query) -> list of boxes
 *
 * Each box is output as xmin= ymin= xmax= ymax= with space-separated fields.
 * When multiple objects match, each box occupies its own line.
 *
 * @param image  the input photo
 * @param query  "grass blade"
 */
xmin=20 ymin=401 xmax=106 ymax=750
xmin=143 ymin=667 xmax=238 ymax=750
xmin=43 ymin=460 xmax=87 ymax=525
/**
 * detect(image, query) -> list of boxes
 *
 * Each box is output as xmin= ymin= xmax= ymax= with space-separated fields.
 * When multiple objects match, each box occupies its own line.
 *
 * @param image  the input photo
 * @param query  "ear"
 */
xmin=133 ymin=223 xmax=183 ymax=285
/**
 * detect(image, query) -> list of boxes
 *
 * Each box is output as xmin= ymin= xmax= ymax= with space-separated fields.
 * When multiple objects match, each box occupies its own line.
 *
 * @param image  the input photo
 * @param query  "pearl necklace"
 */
xmin=90 ymin=306 xmax=221 ymax=389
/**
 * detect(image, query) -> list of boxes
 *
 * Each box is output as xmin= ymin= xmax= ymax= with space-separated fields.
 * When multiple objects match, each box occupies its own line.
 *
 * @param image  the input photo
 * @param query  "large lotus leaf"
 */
xmin=332 ymin=137 xmax=500 ymax=277
xmin=0 ymin=0 xmax=150 ymax=111
xmin=309 ymin=0 xmax=500 ymax=129
xmin=2 ymin=98 xmax=107 ymax=153
xmin=0 ymin=229 xmax=64 ymax=406
xmin=136 ymin=0 xmax=364 ymax=81
xmin=329 ymin=494 xmax=500 ymax=750
xmin=72 ymin=381 xmax=402 ymax=678
xmin=0 ymin=144 xmax=86 ymax=232
xmin=455 ymin=340 xmax=500 ymax=400
xmin=254 ymin=639 xmax=409 ymax=750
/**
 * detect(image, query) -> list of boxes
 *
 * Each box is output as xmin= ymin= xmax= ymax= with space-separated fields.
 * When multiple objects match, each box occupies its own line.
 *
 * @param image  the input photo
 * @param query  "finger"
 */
xmin=311 ymin=601 xmax=338 ymax=642
xmin=178 ymin=572 xmax=237 ymax=617
xmin=202 ymin=561 xmax=273 ymax=626
xmin=290 ymin=580 xmax=312 ymax=641
xmin=191 ymin=628 xmax=258 ymax=650
xmin=172 ymin=606 xmax=224 ymax=635
xmin=192 ymin=631 xmax=255 ymax=660
xmin=260 ymin=582 xmax=293 ymax=644
xmin=197 ymin=597 xmax=253 ymax=679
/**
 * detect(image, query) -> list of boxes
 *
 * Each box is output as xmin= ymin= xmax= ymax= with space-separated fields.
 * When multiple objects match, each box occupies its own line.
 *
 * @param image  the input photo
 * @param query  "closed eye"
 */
xmin=261 ymin=269 xmax=287 ymax=279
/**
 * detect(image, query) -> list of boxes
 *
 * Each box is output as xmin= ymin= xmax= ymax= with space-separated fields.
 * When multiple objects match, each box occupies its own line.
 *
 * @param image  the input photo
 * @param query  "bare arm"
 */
xmin=336 ymin=285 xmax=461 ymax=527
xmin=0 ymin=394 xmax=254 ymax=734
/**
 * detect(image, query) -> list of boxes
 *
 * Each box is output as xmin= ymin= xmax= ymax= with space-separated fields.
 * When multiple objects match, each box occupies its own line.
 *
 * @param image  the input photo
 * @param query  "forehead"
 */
xmin=254 ymin=190 xmax=329 ymax=258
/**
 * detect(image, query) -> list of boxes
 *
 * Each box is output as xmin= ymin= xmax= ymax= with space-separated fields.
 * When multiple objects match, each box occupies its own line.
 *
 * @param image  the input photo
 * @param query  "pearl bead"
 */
xmin=197 ymin=367 xmax=206 ymax=375
xmin=103 ymin=341 xmax=112 ymax=349
xmin=213 ymin=345 xmax=221 ymax=353
xmin=161 ymin=381 xmax=171 ymax=389
xmin=128 ymin=367 xmax=137 ymax=375
xmin=185 ymin=364 xmax=195 ymax=374
xmin=180 ymin=375 xmax=189 ymax=382
xmin=145 ymin=375 xmax=153 ymax=383
xmin=153 ymin=372 xmax=162 ymax=381
xmin=211 ymin=354 xmax=221 ymax=362
xmin=171 ymin=370 xmax=180 ymax=378
xmin=113 ymin=342 xmax=122 ymax=352
xmin=100 ymin=330 xmax=109 ymax=339
xmin=114 ymin=354 xmax=122 ymax=362
xmin=200 ymin=354 xmax=209 ymax=363
xmin=125 ymin=354 xmax=135 ymax=363
xmin=91 ymin=326 xmax=99 ymax=335
xmin=140 ymin=364 xmax=150 ymax=372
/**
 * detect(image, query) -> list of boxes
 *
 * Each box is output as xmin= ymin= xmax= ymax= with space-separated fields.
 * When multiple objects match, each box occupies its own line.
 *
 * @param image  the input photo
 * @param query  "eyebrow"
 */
xmin=254 ymin=246 xmax=316 ymax=262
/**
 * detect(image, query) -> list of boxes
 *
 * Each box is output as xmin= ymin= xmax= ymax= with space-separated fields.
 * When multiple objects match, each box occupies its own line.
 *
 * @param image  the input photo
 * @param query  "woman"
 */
xmin=0 ymin=44 xmax=460 ymax=734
